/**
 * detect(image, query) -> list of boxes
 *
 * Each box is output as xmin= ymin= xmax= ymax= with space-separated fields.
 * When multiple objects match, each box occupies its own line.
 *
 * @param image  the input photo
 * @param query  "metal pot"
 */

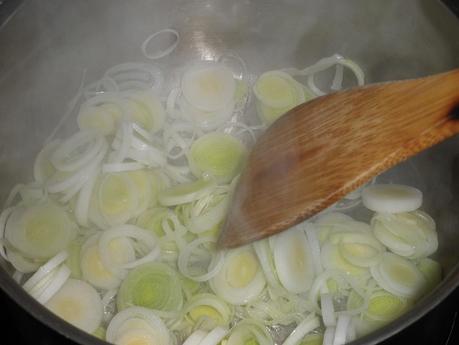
xmin=1 ymin=0 xmax=459 ymax=344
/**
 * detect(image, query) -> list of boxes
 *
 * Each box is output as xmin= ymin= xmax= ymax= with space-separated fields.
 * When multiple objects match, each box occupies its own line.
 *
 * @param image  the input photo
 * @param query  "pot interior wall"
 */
xmin=1 ymin=0 xmax=459 ymax=344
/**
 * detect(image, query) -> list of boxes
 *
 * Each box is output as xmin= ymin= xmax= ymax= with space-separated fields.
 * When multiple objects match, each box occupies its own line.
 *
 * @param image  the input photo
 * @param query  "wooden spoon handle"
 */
xmin=220 ymin=69 xmax=459 ymax=248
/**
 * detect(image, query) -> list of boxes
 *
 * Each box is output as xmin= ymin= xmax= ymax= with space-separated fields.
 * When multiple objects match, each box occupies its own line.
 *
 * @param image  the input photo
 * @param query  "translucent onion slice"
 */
xmin=362 ymin=184 xmax=422 ymax=214
xmin=226 ymin=319 xmax=273 ymax=345
xmin=300 ymin=334 xmax=324 ymax=345
xmin=158 ymin=178 xmax=216 ymax=206
xmin=282 ymin=315 xmax=320 ymax=345
xmin=117 ymin=262 xmax=183 ymax=312
xmin=5 ymin=202 xmax=77 ymax=260
xmin=187 ymin=133 xmax=247 ymax=184
xmin=45 ymin=279 xmax=103 ymax=334
xmin=273 ymin=228 xmax=315 ymax=293
xmin=181 ymin=64 xmax=236 ymax=112
xmin=210 ymin=247 xmax=266 ymax=305
xmin=370 ymin=253 xmax=426 ymax=298
xmin=106 ymin=307 xmax=171 ymax=345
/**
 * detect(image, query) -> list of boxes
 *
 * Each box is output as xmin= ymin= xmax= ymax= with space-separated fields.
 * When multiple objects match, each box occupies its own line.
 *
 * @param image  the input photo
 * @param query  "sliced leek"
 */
xmin=187 ymin=133 xmax=247 ymax=183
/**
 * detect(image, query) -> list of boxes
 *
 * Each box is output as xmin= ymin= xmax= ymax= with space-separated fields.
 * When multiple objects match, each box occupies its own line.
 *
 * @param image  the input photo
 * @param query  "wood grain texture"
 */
xmin=218 ymin=69 xmax=459 ymax=248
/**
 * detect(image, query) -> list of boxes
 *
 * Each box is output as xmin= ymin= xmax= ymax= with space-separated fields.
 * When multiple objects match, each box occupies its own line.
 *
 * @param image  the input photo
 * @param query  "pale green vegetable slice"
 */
xmin=127 ymin=169 xmax=153 ymax=216
xmin=300 ymin=334 xmax=323 ymax=345
xmin=210 ymin=247 xmax=266 ymax=305
xmin=417 ymin=257 xmax=442 ymax=293
xmin=187 ymin=133 xmax=247 ymax=184
xmin=97 ymin=172 xmax=139 ymax=226
xmin=117 ymin=262 xmax=183 ymax=312
xmin=80 ymin=234 xmax=134 ymax=290
xmin=273 ymin=227 xmax=315 ymax=293
xmin=336 ymin=232 xmax=385 ymax=268
xmin=184 ymin=293 xmax=233 ymax=331
xmin=365 ymin=290 xmax=408 ymax=322
xmin=33 ymin=139 xmax=60 ymax=183
xmin=106 ymin=307 xmax=171 ymax=345
xmin=372 ymin=211 xmax=438 ymax=259
xmin=370 ymin=253 xmax=426 ymax=298
xmin=124 ymin=90 xmax=165 ymax=132
xmin=226 ymin=319 xmax=273 ymax=345
xmin=158 ymin=178 xmax=216 ymax=206
xmin=45 ymin=279 xmax=103 ymax=334
xmin=321 ymin=243 xmax=368 ymax=276
xmin=253 ymin=70 xmax=306 ymax=124
xmin=77 ymin=103 xmax=119 ymax=136
xmin=5 ymin=202 xmax=77 ymax=260
xmin=66 ymin=238 xmax=83 ymax=279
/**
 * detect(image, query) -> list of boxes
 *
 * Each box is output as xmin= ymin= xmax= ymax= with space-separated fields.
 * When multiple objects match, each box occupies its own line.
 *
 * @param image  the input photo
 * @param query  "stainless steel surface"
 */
xmin=1 ymin=0 xmax=459 ymax=344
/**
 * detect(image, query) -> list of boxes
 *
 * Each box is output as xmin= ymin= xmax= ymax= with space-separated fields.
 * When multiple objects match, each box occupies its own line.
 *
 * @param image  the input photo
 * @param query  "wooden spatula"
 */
xmin=218 ymin=69 xmax=459 ymax=248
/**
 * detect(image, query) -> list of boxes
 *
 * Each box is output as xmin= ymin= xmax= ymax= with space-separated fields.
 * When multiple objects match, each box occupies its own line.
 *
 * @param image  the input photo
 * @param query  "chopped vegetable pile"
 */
xmin=0 ymin=31 xmax=441 ymax=345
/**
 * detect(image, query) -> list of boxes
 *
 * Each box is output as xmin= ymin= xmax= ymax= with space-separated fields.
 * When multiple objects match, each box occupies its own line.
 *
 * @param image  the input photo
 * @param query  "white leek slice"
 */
xmin=253 ymin=71 xmax=306 ymax=125
xmin=417 ymin=257 xmax=442 ymax=293
xmin=179 ymin=96 xmax=235 ymax=130
xmin=97 ymin=172 xmax=139 ymax=226
xmin=106 ymin=307 xmax=171 ymax=345
xmin=77 ymin=102 xmax=119 ymax=136
xmin=98 ymin=224 xmax=160 ymax=277
xmin=117 ymin=262 xmax=183 ymax=312
xmin=45 ymin=279 xmax=103 ymax=333
xmin=320 ymin=293 xmax=336 ymax=327
xmin=364 ymin=290 xmax=408 ymax=322
xmin=182 ymin=64 xmax=236 ymax=112
xmin=282 ymin=315 xmax=320 ymax=345
xmin=300 ymin=334 xmax=323 ymax=345
xmin=321 ymin=243 xmax=368 ymax=276
xmin=183 ymin=330 xmax=208 ymax=345
xmin=337 ymin=232 xmax=385 ymax=268
xmin=210 ymin=246 xmax=266 ymax=305
xmin=362 ymin=184 xmax=422 ymax=214
xmin=333 ymin=314 xmax=351 ymax=345
xmin=123 ymin=90 xmax=165 ymax=133
xmin=80 ymin=234 xmax=134 ymax=290
xmin=50 ymin=130 xmax=105 ymax=172
xmin=5 ymin=202 xmax=77 ymax=260
xmin=370 ymin=253 xmax=426 ymax=298
xmin=226 ymin=319 xmax=273 ymax=345
xmin=183 ymin=293 xmax=233 ymax=331
xmin=33 ymin=139 xmax=60 ymax=183
xmin=187 ymin=133 xmax=247 ymax=184
xmin=200 ymin=326 xmax=229 ymax=345
xmin=158 ymin=178 xmax=216 ymax=206
xmin=178 ymin=237 xmax=224 ymax=282
xmin=273 ymin=227 xmax=315 ymax=293
xmin=372 ymin=211 xmax=438 ymax=259
xmin=23 ymin=251 xmax=70 ymax=304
